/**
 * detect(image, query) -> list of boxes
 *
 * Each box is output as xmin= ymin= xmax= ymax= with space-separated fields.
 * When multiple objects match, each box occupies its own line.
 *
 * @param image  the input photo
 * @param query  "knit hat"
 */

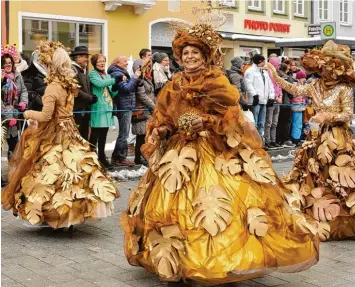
xmin=152 ymin=52 xmax=169 ymax=64
xmin=268 ymin=56 xmax=281 ymax=69
xmin=296 ymin=70 xmax=307 ymax=79
xmin=252 ymin=54 xmax=265 ymax=65
xmin=231 ymin=57 xmax=244 ymax=69
xmin=132 ymin=59 xmax=144 ymax=73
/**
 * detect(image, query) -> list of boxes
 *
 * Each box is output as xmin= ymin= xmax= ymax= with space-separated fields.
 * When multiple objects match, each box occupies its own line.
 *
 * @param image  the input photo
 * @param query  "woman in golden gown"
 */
xmin=267 ymin=40 xmax=355 ymax=241
xmin=121 ymin=24 xmax=319 ymax=286
xmin=1 ymin=41 xmax=119 ymax=229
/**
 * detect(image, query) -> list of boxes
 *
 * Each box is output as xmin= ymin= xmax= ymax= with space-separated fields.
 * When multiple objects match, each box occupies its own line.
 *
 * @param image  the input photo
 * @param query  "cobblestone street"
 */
xmin=1 ymin=159 xmax=355 ymax=287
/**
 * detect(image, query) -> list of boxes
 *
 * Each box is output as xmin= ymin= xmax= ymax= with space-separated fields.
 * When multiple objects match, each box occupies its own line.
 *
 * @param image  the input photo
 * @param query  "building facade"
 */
xmin=5 ymin=0 xmax=311 ymax=66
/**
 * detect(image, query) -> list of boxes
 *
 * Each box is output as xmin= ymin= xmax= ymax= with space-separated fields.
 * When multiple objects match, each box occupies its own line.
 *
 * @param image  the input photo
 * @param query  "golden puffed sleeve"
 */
xmin=266 ymin=63 xmax=313 ymax=98
xmin=326 ymin=86 xmax=354 ymax=123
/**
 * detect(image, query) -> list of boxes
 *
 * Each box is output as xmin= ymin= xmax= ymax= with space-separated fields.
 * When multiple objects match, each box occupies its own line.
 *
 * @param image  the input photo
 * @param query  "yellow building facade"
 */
xmin=7 ymin=0 xmax=311 ymax=66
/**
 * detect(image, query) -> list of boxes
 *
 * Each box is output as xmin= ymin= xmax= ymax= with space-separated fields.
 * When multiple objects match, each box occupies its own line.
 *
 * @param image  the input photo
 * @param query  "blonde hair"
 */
xmin=48 ymin=47 xmax=75 ymax=79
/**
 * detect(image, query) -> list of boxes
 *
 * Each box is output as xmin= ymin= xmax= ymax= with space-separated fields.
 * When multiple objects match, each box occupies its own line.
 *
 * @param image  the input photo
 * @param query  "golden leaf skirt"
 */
xmin=122 ymin=135 xmax=319 ymax=285
xmin=284 ymin=124 xmax=355 ymax=241
xmin=3 ymin=118 xmax=119 ymax=228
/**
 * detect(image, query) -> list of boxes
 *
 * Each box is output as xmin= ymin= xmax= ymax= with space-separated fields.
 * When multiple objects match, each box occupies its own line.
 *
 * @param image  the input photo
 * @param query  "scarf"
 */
xmin=2 ymin=72 xmax=18 ymax=106
xmin=15 ymin=60 xmax=29 ymax=73
xmin=153 ymin=62 xmax=171 ymax=90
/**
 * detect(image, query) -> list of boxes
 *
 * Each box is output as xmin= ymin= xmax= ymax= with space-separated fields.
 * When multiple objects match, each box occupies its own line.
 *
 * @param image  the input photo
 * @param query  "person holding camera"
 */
xmin=244 ymin=54 xmax=275 ymax=139
xmin=132 ymin=58 xmax=155 ymax=165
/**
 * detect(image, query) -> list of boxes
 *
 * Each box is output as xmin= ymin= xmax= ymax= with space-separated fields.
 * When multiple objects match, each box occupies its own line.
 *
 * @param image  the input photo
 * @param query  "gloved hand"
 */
xmin=252 ymin=95 xmax=259 ymax=106
xmin=91 ymin=96 xmax=98 ymax=104
xmin=266 ymin=99 xmax=274 ymax=107
xmin=9 ymin=119 xmax=17 ymax=127
xmin=241 ymin=103 xmax=249 ymax=111
xmin=18 ymin=102 xmax=26 ymax=111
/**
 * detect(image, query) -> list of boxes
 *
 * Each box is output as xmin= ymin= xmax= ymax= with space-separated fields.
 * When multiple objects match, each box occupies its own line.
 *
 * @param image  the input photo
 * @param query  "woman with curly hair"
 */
xmin=1 ymin=42 xmax=119 ymax=231
xmin=120 ymin=23 xmax=319 ymax=285
xmin=267 ymin=40 xmax=355 ymax=241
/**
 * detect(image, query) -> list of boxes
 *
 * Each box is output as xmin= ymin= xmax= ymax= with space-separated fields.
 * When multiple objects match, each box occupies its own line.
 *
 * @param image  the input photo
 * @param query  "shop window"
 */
xmin=319 ymin=0 xmax=331 ymax=21
xmin=248 ymin=0 xmax=262 ymax=11
xmin=273 ymin=0 xmax=285 ymax=14
xmin=340 ymin=0 xmax=352 ymax=25
xmin=22 ymin=17 xmax=103 ymax=58
xmin=293 ymin=0 xmax=304 ymax=17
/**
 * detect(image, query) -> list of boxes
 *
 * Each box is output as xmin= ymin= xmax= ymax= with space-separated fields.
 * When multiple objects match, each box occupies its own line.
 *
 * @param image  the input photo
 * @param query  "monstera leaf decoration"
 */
xmin=158 ymin=147 xmax=197 ymax=193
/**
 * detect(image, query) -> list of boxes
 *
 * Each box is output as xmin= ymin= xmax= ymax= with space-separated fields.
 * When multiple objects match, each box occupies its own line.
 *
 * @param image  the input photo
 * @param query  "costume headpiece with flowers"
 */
xmin=171 ymin=2 xmax=225 ymax=67
xmin=1 ymin=44 xmax=17 ymax=57
xmin=36 ymin=41 xmax=79 ymax=111
xmin=301 ymin=40 xmax=355 ymax=89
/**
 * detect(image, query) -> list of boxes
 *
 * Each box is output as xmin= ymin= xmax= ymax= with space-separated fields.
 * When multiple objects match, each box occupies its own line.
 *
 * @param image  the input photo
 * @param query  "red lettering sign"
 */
xmin=244 ymin=19 xmax=290 ymax=33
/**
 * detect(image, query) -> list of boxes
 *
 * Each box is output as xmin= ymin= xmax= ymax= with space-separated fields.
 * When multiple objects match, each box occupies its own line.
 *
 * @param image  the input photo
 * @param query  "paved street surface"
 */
xmin=2 ymin=152 xmax=355 ymax=287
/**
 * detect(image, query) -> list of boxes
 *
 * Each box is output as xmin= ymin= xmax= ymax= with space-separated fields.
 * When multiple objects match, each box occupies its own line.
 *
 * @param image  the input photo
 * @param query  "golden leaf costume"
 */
xmin=1 ymin=42 xmax=119 ymax=228
xmin=268 ymin=40 xmax=355 ymax=241
xmin=121 ymin=24 xmax=319 ymax=285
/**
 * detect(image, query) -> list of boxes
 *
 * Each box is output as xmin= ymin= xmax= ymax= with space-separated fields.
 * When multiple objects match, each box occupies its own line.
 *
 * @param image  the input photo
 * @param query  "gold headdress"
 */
xmin=301 ymin=40 xmax=355 ymax=88
xmin=171 ymin=2 xmax=225 ymax=65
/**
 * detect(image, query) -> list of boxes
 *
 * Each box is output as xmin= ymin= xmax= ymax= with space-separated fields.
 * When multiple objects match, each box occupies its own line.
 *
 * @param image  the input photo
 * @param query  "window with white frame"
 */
xmin=340 ymin=0 xmax=352 ymax=24
xmin=273 ymin=0 xmax=285 ymax=13
xmin=219 ymin=0 xmax=237 ymax=8
xmin=22 ymin=16 xmax=104 ymax=58
xmin=293 ymin=0 xmax=304 ymax=16
xmin=248 ymin=0 xmax=262 ymax=11
xmin=319 ymin=0 xmax=331 ymax=21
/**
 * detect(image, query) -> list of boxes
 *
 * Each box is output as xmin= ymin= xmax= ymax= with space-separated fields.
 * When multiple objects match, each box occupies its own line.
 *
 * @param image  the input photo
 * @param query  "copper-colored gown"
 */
xmin=121 ymin=66 xmax=319 ymax=285
xmin=271 ymin=72 xmax=355 ymax=241
xmin=2 ymin=80 xmax=119 ymax=228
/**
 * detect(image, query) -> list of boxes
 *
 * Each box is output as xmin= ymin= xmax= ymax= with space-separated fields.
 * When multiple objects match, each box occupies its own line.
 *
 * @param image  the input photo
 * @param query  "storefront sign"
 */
xmin=151 ymin=22 xmax=174 ymax=47
xmin=239 ymin=46 xmax=262 ymax=58
xmin=308 ymin=25 xmax=321 ymax=36
xmin=244 ymin=19 xmax=290 ymax=33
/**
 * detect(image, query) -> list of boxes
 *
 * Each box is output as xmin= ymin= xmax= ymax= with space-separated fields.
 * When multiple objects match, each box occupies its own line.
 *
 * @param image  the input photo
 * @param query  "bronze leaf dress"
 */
xmin=2 ymin=79 xmax=119 ymax=228
xmin=120 ymin=66 xmax=319 ymax=285
xmin=271 ymin=69 xmax=355 ymax=241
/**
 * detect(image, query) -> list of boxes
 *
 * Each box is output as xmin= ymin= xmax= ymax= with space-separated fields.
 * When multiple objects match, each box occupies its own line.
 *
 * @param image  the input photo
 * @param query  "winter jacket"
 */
xmin=22 ymin=60 xmax=47 ymax=111
xmin=132 ymin=77 xmax=155 ymax=135
xmin=244 ymin=64 xmax=275 ymax=105
xmin=226 ymin=67 xmax=247 ymax=106
xmin=108 ymin=65 xmax=138 ymax=111
xmin=89 ymin=70 xmax=117 ymax=128
xmin=72 ymin=62 xmax=93 ymax=111
xmin=277 ymin=70 xmax=295 ymax=105
xmin=1 ymin=71 xmax=28 ymax=138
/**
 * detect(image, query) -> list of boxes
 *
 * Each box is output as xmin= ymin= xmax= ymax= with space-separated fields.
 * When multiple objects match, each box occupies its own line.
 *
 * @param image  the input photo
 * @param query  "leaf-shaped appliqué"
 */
xmin=43 ymin=145 xmax=63 ymax=165
xmin=89 ymin=170 xmax=117 ymax=202
xmin=40 ymin=163 xmax=62 ymax=185
xmin=80 ymin=152 xmax=101 ymax=173
xmin=147 ymin=225 xmax=185 ymax=280
xmin=321 ymin=127 xmax=346 ymax=151
xmin=71 ymin=185 xmax=88 ymax=200
xmin=52 ymin=189 xmax=73 ymax=215
xmin=239 ymin=149 xmax=276 ymax=184
xmin=158 ymin=147 xmax=197 ymax=193
xmin=247 ymin=207 xmax=269 ymax=237
xmin=28 ymin=184 xmax=55 ymax=205
xmin=345 ymin=193 xmax=355 ymax=215
xmin=226 ymin=127 xmax=242 ymax=148
xmin=214 ymin=156 xmax=242 ymax=176
xmin=191 ymin=185 xmax=232 ymax=236
xmin=307 ymin=158 xmax=319 ymax=175
xmin=63 ymin=149 xmax=82 ymax=172
xmin=318 ymin=221 xmax=331 ymax=241
xmin=25 ymin=202 xmax=43 ymax=225
xmin=317 ymin=144 xmax=333 ymax=166
xmin=329 ymin=154 xmax=355 ymax=188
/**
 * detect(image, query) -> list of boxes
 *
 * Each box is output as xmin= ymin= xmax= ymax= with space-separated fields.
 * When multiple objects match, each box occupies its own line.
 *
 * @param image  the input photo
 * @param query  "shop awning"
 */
xmin=219 ymin=32 xmax=280 ymax=43
xmin=275 ymin=36 xmax=355 ymax=49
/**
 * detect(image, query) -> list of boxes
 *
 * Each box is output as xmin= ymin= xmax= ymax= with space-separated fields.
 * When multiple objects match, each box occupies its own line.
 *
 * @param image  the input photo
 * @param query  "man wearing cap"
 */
xmin=71 ymin=46 xmax=97 ymax=140
xmin=244 ymin=54 xmax=275 ymax=138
